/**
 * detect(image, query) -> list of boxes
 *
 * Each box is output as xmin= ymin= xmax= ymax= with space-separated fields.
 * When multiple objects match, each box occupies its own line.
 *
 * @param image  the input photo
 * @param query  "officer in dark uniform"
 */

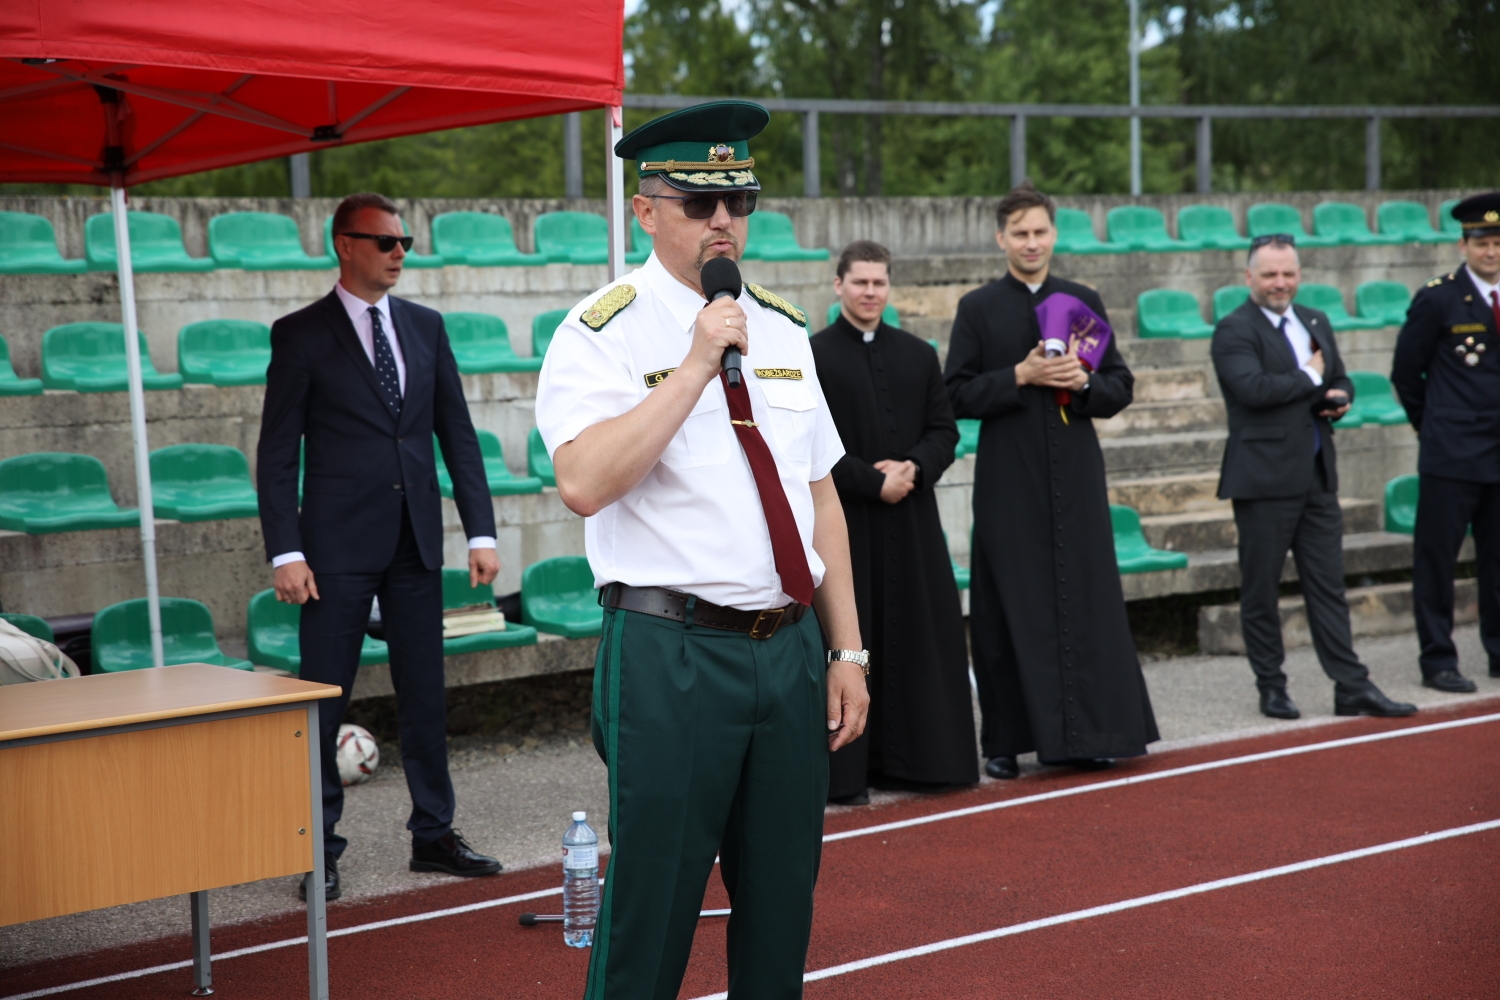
xmin=1391 ymin=192 xmax=1500 ymax=693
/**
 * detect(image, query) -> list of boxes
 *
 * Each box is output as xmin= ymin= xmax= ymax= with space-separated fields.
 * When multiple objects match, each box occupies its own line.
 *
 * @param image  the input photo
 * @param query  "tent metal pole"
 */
xmin=111 ymin=183 xmax=165 ymax=668
xmin=606 ymin=105 xmax=626 ymax=281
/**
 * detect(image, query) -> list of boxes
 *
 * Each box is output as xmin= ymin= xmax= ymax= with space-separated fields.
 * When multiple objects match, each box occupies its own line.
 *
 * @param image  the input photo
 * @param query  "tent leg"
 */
xmin=605 ymin=105 xmax=625 ymax=282
xmin=112 ymin=183 xmax=165 ymax=668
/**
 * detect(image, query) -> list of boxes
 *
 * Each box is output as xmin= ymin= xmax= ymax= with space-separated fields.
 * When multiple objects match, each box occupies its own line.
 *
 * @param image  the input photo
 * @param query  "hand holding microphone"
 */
xmin=699 ymin=257 xmax=747 ymax=388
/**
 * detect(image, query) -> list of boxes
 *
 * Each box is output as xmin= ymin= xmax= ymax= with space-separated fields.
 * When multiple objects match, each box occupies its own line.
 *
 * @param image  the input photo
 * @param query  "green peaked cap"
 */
xmin=614 ymin=100 xmax=770 ymax=192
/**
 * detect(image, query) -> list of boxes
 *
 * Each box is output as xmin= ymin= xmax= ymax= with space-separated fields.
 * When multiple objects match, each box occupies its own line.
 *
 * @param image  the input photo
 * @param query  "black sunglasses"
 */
xmin=340 ymin=232 xmax=414 ymax=253
xmin=651 ymin=191 xmax=757 ymax=220
xmin=1250 ymin=233 xmax=1296 ymax=249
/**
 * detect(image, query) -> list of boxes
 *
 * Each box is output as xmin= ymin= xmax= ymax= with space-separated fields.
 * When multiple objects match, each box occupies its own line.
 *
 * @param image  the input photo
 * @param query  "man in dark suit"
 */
xmin=258 ymin=192 xmax=502 ymax=901
xmin=1391 ymin=192 xmax=1500 ymax=693
xmin=1212 ymin=235 xmax=1415 ymax=721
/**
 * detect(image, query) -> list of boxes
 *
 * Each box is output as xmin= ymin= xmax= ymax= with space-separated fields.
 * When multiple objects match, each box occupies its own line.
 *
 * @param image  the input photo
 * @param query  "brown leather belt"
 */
xmin=600 ymin=583 xmax=807 ymax=640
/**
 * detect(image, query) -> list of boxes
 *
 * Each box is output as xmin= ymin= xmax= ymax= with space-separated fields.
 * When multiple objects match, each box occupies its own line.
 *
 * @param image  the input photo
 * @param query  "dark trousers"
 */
xmin=586 ymin=604 xmax=828 ymax=1000
xmin=298 ymin=505 xmax=451 ymax=857
xmin=1413 ymin=474 xmax=1500 ymax=677
xmin=1232 ymin=468 xmax=1371 ymax=694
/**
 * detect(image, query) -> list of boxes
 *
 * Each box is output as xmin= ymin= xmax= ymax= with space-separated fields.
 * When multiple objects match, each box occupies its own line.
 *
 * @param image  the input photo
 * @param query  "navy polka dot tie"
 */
xmin=369 ymin=306 xmax=402 ymax=418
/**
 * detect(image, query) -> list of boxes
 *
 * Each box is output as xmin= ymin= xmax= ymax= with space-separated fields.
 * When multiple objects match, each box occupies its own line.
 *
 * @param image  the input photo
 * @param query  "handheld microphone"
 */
xmin=700 ymin=256 xmax=744 ymax=388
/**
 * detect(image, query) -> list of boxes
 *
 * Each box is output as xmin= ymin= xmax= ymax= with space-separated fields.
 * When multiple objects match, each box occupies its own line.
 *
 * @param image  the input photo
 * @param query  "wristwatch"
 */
xmin=827 ymin=649 xmax=871 ymax=675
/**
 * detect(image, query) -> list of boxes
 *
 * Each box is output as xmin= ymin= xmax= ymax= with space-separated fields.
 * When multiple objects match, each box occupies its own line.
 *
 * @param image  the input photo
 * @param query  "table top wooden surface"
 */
xmin=0 ymin=664 xmax=342 ymax=742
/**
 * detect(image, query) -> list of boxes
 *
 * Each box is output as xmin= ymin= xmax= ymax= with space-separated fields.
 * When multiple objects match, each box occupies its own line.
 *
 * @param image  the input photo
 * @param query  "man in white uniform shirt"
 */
xmin=535 ymin=102 xmax=868 ymax=1000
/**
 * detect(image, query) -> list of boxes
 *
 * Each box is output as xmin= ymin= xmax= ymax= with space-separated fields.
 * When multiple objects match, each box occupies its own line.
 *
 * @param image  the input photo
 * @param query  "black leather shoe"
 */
xmin=299 ymin=851 xmax=340 ymax=902
xmin=410 ymin=829 xmax=502 ymax=877
xmin=829 ymin=790 xmax=870 ymax=806
xmin=1423 ymin=670 xmax=1478 ymax=693
xmin=1260 ymin=688 xmax=1301 ymax=720
xmin=1335 ymin=686 xmax=1418 ymax=717
xmin=984 ymin=756 xmax=1019 ymax=780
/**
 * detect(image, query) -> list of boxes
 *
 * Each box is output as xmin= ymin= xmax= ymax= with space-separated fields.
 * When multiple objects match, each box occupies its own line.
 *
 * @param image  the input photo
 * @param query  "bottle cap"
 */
xmin=572 ymin=810 xmax=586 ymax=821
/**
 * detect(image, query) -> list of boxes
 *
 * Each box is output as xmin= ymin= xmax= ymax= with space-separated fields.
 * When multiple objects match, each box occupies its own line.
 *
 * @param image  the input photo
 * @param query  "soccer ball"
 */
xmin=336 ymin=724 xmax=380 ymax=786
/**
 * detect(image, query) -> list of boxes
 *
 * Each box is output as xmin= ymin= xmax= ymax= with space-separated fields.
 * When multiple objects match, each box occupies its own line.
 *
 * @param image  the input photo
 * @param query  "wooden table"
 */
xmin=0 ymin=664 xmax=343 ymax=998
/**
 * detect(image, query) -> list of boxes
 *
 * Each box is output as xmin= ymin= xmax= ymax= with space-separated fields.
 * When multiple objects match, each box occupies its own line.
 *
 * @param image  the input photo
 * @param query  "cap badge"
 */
xmin=1487 ymin=211 xmax=1500 ymax=223
xmin=709 ymin=143 xmax=735 ymax=162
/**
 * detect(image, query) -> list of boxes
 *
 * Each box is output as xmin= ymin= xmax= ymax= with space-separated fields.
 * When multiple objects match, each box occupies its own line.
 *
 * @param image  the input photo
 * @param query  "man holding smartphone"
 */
xmin=1211 ymin=235 xmax=1415 ymax=721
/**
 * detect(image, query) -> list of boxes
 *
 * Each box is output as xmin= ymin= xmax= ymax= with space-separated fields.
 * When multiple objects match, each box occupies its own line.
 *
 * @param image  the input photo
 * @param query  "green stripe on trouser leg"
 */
xmin=585 ymin=605 xmax=829 ymax=1000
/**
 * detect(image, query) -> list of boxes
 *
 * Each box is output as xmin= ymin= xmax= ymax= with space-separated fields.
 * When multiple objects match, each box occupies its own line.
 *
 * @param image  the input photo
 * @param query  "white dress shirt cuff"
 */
xmin=271 ymin=552 xmax=306 ymax=568
xmin=468 ymin=537 xmax=497 ymax=550
xmin=1300 ymin=365 xmax=1324 ymax=387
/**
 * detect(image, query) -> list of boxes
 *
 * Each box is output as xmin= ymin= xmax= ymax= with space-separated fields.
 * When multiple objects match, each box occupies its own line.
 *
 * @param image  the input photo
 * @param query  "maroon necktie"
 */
xmin=1491 ymin=291 xmax=1500 ymax=339
xmin=720 ymin=372 xmax=815 ymax=607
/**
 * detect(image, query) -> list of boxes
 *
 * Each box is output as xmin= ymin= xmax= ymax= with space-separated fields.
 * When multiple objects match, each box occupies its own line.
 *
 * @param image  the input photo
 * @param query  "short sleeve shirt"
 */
xmin=535 ymin=253 xmax=845 ymax=610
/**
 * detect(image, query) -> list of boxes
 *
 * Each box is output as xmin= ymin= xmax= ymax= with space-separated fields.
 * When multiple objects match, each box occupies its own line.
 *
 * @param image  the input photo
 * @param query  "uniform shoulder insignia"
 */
xmin=745 ymin=283 xmax=807 ymax=327
xmin=581 ymin=284 xmax=637 ymax=330
xmin=1425 ymin=276 xmax=1444 ymax=288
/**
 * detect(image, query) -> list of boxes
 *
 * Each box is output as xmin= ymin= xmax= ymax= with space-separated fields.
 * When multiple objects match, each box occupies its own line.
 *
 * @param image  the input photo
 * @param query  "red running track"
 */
xmin=5 ymin=701 xmax=1498 ymax=1000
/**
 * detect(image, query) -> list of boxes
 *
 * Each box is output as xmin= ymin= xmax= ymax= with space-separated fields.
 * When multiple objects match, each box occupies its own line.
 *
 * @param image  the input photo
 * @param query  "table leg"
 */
xmin=304 ymin=702 xmax=329 ymax=1000
xmin=189 ymin=890 xmax=213 ymax=995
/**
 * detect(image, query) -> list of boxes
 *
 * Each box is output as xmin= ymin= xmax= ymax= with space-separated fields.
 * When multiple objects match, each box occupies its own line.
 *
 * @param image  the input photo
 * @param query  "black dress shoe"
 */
xmin=1423 ymin=670 xmax=1478 ymax=694
xmin=410 ymin=829 xmax=502 ymax=877
xmin=1068 ymin=757 xmax=1115 ymax=771
xmin=1335 ymin=686 xmax=1418 ymax=717
xmin=299 ymin=851 xmax=340 ymax=902
xmin=1260 ymin=688 xmax=1301 ymax=720
xmin=984 ymin=756 xmax=1019 ymax=780
xmin=829 ymin=790 xmax=870 ymax=806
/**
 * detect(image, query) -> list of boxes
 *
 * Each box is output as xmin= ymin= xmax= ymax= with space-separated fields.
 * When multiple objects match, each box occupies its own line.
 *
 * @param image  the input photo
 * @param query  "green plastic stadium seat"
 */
xmin=1293 ymin=284 xmax=1382 ymax=332
xmin=322 ymin=215 xmax=443 ymax=269
xmin=628 ymin=216 xmax=653 ymax=265
xmin=534 ymin=211 xmax=609 ymax=265
xmin=208 ymin=212 xmax=333 ymax=270
xmin=1111 ymin=505 xmax=1188 ymax=574
xmin=444 ymin=312 xmax=541 ymax=374
xmin=742 ymin=211 xmax=828 ymax=262
xmin=1136 ymin=289 xmax=1213 ymax=339
xmin=1312 ymin=202 xmax=1397 ymax=246
xmin=0 ymin=334 xmax=42 ymax=396
xmin=178 ymin=319 xmax=271 ymax=386
xmin=93 ymin=597 xmax=252 ymax=673
xmin=1354 ymin=281 xmax=1412 ymax=327
xmin=0 ymin=211 xmax=85 ymax=274
xmin=521 ymin=556 xmax=602 ymax=638
xmin=1376 ymin=201 xmax=1451 ymax=245
xmin=1213 ymin=285 xmax=1251 ymax=322
xmin=149 ymin=444 xmax=259 ymax=522
xmin=41 ymin=322 xmax=183 ymax=392
xmin=531 ymin=309 xmax=568 ymax=360
xmin=1053 ymin=208 xmax=1122 ymax=255
xmin=528 ymin=427 xmax=556 ymax=487
xmin=1383 ymin=475 xmax=1418 ymax=535
xmin=1439 ymin=199 xmax=1462 ymax=235
xmin=440 ymin=569 xmax=539 ymax=655
xmin=431 ymin=212 xmax=543 ymax=266
xmin=1106 ymin=206 xmax=1196 ymax=251
xmin=246 ymin=588 xmax=387 ymax=673
xmin=1246 ymin=202 xmax=1337 ymax=249
xmin=85 ymin=211 xmax=215 ymax=272
xmin=955 ymin=418 xmax=981 ymax=458
xmin=0 ymin=453 xmax=139 ymax=534
xmin=1176 ymin=205 xmax=1251 ymax=250
xmin=1 ymin=613 xmax=54 ymax=642
xmin=823 ymin=303 xmax=902 ymax=329
xmin=435 ymin=430 xmax=543 ymax=497
xmin=1344 ymin=371 xmax=1409 ymax=426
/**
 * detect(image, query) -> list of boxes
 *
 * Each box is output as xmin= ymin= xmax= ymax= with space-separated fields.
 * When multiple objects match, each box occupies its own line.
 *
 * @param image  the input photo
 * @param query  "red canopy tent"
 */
xmin=0 ymin=4 xmax=625 ymax=709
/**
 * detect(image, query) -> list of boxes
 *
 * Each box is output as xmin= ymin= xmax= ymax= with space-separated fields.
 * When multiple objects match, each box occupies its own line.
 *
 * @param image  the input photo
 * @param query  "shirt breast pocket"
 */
xmin=661 ymin=392 xmax=731 ymax=470
xmin=759 ymin=380 xmax=818 ymax=472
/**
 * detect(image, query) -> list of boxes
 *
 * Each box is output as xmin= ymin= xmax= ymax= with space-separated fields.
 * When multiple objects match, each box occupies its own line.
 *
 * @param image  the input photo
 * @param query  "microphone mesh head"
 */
xmin=700 ymin=256 xmax=742 ymax=301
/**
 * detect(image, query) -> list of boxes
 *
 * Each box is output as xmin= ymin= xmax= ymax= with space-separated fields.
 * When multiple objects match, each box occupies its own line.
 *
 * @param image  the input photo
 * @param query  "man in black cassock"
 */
xmin=812 ymin=240 xmax=978 ymax=805
xmin=945 ymin=182 xmax=1158 ymax=781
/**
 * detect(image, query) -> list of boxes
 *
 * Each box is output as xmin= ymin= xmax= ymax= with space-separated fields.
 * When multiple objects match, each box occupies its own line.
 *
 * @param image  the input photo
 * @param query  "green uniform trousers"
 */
xmin=585 ymin=602 xmax=829 ymax=1000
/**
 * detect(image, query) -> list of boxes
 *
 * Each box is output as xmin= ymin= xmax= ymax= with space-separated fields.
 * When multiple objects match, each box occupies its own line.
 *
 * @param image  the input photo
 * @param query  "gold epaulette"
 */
xmin=745 ymin=283 xmax=807 ymax=327
xmin=580 ymin=284 xmax=637 ymax=330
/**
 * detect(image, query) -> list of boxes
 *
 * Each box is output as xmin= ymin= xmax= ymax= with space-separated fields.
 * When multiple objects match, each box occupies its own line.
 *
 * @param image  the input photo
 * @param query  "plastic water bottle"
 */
xmin=562 ymin=811 xmax=599 ymax=948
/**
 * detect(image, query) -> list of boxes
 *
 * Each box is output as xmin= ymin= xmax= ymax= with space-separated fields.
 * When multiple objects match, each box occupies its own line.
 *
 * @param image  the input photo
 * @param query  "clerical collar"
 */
xmin=1025 ymin=281 xmax=1043 ymax=293
xmin=862 ymin=329 xmax=875 ymax=343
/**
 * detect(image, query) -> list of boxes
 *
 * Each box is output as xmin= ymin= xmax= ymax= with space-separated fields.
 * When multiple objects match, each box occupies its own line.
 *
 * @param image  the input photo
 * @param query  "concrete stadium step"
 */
xmin=1095 ymin=398 xmax=1226 ymax=438
xmin=1131 ymin=365 xmax=1215 ymax=402
xmin=1140 ymin=498 xmax=1380 ymax=553
xmin=1100 ymin=429 xmax=1226 ymax=478
xmin=1108 ymin=472 xmax=1223 ymax=515
xmin=1197 ymin=577 xmax=1479 ymax=656
xmin=1117 ymin=337 xmax=1212 ymax=372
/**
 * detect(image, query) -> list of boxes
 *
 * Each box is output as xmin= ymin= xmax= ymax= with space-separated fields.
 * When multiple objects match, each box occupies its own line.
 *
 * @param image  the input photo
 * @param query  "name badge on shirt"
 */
xmin=644 ymin=368 xmax=676 ymax=387
xmin=1451 ymin=323 xmax=1486 ymax=334
xmin=753 ymin=368 xmax=803 ymax=380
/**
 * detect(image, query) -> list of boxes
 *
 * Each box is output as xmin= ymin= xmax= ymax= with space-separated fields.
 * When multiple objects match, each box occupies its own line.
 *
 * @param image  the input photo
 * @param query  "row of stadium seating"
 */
xmin=0 ymin=208 xmax=829 ymax=275
xmin=1136 ymin=280 xmax=1412 ymax=339
xmin=1055 ymin=199 xmax=1463 ymax=255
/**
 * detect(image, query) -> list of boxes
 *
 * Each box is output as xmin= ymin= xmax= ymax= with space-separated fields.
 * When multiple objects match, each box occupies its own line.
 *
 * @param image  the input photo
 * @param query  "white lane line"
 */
xmin=688 ymin=818 xmax=1500 ymax=1000
xmin=824 ymin=710 xmax=1500 ymax=843
xmin=9 ymin=711 xmax=1496 ymax=1000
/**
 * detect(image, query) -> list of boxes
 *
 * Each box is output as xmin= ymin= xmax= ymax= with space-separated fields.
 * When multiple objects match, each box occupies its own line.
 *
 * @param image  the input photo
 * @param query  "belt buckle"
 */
xmin=749 ymin=607 xmax=785 ymax=640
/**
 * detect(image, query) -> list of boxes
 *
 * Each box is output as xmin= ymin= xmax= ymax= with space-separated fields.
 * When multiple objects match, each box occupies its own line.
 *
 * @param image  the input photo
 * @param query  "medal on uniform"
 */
xmin=1455 ymin=336 xmax=1486 ymax=367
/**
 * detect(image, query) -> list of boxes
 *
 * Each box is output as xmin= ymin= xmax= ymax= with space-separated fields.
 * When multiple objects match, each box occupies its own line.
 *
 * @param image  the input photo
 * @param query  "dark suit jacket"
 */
xmin=257 ymin=290 xmax=495 ymax=574
xmin=1212 ymin=299 xmax=1353 ymax=500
